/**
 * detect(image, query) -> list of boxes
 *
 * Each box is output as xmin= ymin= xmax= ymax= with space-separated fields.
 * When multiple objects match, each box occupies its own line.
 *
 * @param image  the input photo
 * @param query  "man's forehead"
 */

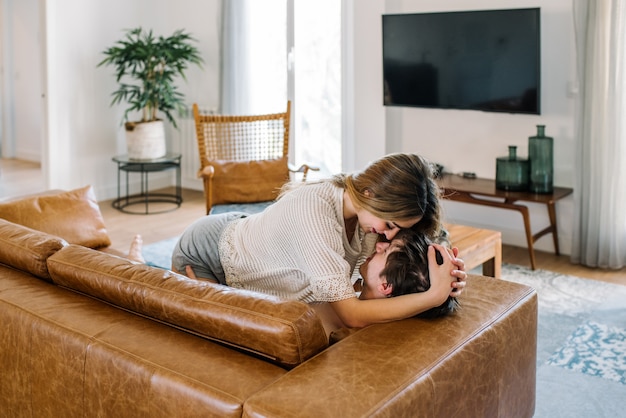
xmin=388 ymin=240 xmax=404 ymax=251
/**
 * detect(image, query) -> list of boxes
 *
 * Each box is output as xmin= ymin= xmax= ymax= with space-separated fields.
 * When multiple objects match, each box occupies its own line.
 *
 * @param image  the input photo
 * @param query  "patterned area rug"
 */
xmin=142 ymin=236 xmax=626 ymax=417
xmin=548 ymin=320 xmax=626 ymax=385
xmin=500 ymin=264 xmax=626 ymax=417
xmin=143 ymin=236 xmax=178 ymax=269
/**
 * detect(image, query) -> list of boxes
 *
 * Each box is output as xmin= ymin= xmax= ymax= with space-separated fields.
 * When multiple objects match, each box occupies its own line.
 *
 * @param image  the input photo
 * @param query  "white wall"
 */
xmin=43 ymin=0 xmax=220 ymax=197
xmin=343 ymin=0 xmax=387 ymax=173
xmin=34 ymin=0 xmax=576 ymax=254
xmin=350 ymin=0 xmax=577 ymax=254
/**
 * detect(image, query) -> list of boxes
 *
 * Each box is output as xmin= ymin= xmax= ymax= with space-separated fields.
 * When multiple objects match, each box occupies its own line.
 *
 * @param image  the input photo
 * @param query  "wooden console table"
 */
xmin=437 ymin=174 xmax=573 ymax=270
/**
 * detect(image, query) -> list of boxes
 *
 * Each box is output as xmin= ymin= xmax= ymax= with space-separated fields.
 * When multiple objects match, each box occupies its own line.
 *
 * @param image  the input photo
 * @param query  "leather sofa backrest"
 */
xmin=0 ymin=219 xmax=66 ymax=281
xmin=46 ymin=245 xmax=329 ymax=369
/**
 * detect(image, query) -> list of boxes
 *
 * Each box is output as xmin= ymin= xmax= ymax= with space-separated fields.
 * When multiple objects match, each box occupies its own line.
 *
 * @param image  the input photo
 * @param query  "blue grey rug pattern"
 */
xmin=500 ymin=264 xmax=626 ymax=418
xmin=209 ymin=201 xmax=273 ymax=214
xmin=547 ymin=320 xmax=626 ymax=385
xmin=142 ymin=236 xmax=178 ymax=269
xmin=142 ymin=235 xmax=626 ymax=418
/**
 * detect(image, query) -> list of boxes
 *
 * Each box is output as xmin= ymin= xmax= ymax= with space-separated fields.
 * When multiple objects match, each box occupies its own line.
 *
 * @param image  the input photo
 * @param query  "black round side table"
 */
xmin=112 ymin=153 xmax=183 ymax=214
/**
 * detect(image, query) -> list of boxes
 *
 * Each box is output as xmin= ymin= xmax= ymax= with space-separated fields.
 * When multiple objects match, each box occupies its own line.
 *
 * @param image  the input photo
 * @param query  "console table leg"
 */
xmin=517 ymin=205 xmax=537 ymax=270
xmin=547 ymin=202 xmax=560 ymax=255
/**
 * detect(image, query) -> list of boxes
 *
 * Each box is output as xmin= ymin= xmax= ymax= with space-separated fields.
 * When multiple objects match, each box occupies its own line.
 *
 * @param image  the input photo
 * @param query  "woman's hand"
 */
xmin=427 ymin=243 xmax=467 ymax=304
xmin=448 ymin=246 xmax=467 ymax=297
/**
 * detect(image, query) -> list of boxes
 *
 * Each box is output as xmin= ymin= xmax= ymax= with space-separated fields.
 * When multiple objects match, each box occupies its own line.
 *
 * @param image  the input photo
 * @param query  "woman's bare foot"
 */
xmin=128 ymin=234 xmax=145 ymax=263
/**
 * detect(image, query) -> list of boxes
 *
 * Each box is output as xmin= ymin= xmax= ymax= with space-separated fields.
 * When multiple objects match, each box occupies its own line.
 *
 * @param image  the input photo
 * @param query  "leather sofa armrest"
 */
xmin=244 ymin=275 xmax=538 ymax=417
xmin=0 ymin=219 xmax=67 ymax=281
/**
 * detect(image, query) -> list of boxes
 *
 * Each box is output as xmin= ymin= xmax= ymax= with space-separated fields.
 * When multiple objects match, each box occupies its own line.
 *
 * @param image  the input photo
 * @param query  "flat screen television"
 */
xmin=382 ymin=8 xmax=540 ymax=114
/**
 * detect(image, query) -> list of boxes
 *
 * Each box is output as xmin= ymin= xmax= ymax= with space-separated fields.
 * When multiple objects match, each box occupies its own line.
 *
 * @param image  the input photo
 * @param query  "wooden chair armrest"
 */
xmin=289 ymin=163 xmax=320 ymax=182
xmin=197 ymin=165 xmax=215 ymax=179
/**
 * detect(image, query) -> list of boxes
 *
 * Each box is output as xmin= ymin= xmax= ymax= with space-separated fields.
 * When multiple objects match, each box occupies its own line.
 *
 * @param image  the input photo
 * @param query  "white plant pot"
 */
xmin=125 ymin=120 xmax=167 ymax=160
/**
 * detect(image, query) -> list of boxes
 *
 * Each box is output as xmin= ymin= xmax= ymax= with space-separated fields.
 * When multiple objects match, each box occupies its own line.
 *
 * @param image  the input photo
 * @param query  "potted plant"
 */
xmin=98 ymin=27 xmax=203 ymax=159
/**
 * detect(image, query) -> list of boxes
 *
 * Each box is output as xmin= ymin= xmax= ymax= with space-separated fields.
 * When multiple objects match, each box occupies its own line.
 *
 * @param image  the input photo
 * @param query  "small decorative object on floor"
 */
xmin=495 ymin=145 xmax=529 ymax=191
xmin=528 ymin=124 xmax=554 ymax=194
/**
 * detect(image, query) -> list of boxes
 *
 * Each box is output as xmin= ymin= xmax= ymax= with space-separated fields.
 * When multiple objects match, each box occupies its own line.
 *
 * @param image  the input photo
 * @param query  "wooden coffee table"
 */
xmin=447 ymin=223 xmax=502 ymax=278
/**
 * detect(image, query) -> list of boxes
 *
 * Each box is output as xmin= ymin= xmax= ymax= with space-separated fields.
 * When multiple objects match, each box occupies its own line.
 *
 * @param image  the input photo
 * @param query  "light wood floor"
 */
xmin=0 ymin=158 xmax=46 ymax=198
xmin=2 ymin=158 xmax=625 ymax=287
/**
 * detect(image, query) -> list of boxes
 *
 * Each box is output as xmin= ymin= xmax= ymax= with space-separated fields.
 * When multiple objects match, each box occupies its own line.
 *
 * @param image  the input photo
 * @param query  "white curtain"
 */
xmin=220 ymin=0 xmax=252 ymax=114
xmin=571 ymin=0 xmax=626 ymax=269
xmin=220 ymin=0 xmax=287 ymax=115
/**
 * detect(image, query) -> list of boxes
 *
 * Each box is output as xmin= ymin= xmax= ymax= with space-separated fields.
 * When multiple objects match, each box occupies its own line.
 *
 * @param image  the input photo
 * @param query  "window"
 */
xmin=292 ymin=0 xmax=341 ymax=177
xmin=222 ymin=0 xmax=341 ymax=177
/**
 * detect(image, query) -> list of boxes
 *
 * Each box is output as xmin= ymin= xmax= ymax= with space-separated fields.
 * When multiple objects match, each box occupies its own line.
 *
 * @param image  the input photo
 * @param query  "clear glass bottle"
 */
xmin=496 ymin=145 xmax=529 ymax=191
xmin=528 ymin=125 xmax=554 ymax=194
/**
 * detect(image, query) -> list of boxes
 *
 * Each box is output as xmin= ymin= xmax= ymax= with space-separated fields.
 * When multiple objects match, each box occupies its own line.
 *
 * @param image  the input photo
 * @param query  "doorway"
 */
xmin=0 ymin=0 xmax=45 ymax=197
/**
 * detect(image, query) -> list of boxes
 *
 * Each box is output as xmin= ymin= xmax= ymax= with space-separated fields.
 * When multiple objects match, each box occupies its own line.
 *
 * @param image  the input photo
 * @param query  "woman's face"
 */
xmin=356 ymin=209 xmax=420 ymax=241
xmin=358 ymin=240 xmax=400 ymax=300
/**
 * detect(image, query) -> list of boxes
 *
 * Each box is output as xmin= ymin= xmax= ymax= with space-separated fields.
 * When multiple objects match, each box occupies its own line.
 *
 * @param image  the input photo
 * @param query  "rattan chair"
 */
xmin=193 ymin=101 xmax=317 ymax=214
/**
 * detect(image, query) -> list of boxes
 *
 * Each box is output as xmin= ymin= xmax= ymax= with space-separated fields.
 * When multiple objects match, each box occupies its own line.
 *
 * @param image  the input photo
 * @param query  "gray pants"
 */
xmin=171 ymin=212 xmax=247 ymax=284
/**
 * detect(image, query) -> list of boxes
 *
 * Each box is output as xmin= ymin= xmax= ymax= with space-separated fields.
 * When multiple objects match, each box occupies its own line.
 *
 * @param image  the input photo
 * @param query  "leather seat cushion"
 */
xmin=0 ymin=219 xmax=67 ymax=281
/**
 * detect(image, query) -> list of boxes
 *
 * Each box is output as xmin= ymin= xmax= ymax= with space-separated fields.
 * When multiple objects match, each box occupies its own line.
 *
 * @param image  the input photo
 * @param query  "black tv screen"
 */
xmin=383 ymin=8 xmax=540 ymax=114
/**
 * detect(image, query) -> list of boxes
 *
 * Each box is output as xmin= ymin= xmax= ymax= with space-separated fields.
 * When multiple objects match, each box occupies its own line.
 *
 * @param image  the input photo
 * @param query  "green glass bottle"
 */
xmin=528 ymin=125 xmax=553 ymax=194
xmin=496 ymin=145 xmax=529 ymax=191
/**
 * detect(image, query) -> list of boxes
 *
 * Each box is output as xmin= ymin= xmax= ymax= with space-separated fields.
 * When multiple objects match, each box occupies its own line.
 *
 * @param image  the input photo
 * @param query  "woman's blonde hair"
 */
xmin=331 ymin=153 xmax=442 ymax=237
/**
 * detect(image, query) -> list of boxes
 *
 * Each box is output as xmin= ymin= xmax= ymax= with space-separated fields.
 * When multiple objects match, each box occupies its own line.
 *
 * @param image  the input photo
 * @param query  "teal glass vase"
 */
xmin=496 ymin=145 xmax=529 ymax=191
xmin=528 ymin=125 xmax=553 ymax=194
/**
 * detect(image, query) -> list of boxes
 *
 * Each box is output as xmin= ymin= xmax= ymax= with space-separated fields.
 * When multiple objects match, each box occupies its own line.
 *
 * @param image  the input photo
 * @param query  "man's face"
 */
xmin=358 ymin=240 xmax=401 ymax=300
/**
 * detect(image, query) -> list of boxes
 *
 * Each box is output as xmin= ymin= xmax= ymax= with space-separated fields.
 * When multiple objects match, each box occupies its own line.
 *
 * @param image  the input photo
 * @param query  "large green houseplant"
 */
xmin=98 ymin=27 xmax=203 ymax=159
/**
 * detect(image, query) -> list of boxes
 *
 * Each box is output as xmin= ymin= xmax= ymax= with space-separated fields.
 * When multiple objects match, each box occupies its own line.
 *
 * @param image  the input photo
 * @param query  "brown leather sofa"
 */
xmin=0 ymin=188 xmax=538 ymax=417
